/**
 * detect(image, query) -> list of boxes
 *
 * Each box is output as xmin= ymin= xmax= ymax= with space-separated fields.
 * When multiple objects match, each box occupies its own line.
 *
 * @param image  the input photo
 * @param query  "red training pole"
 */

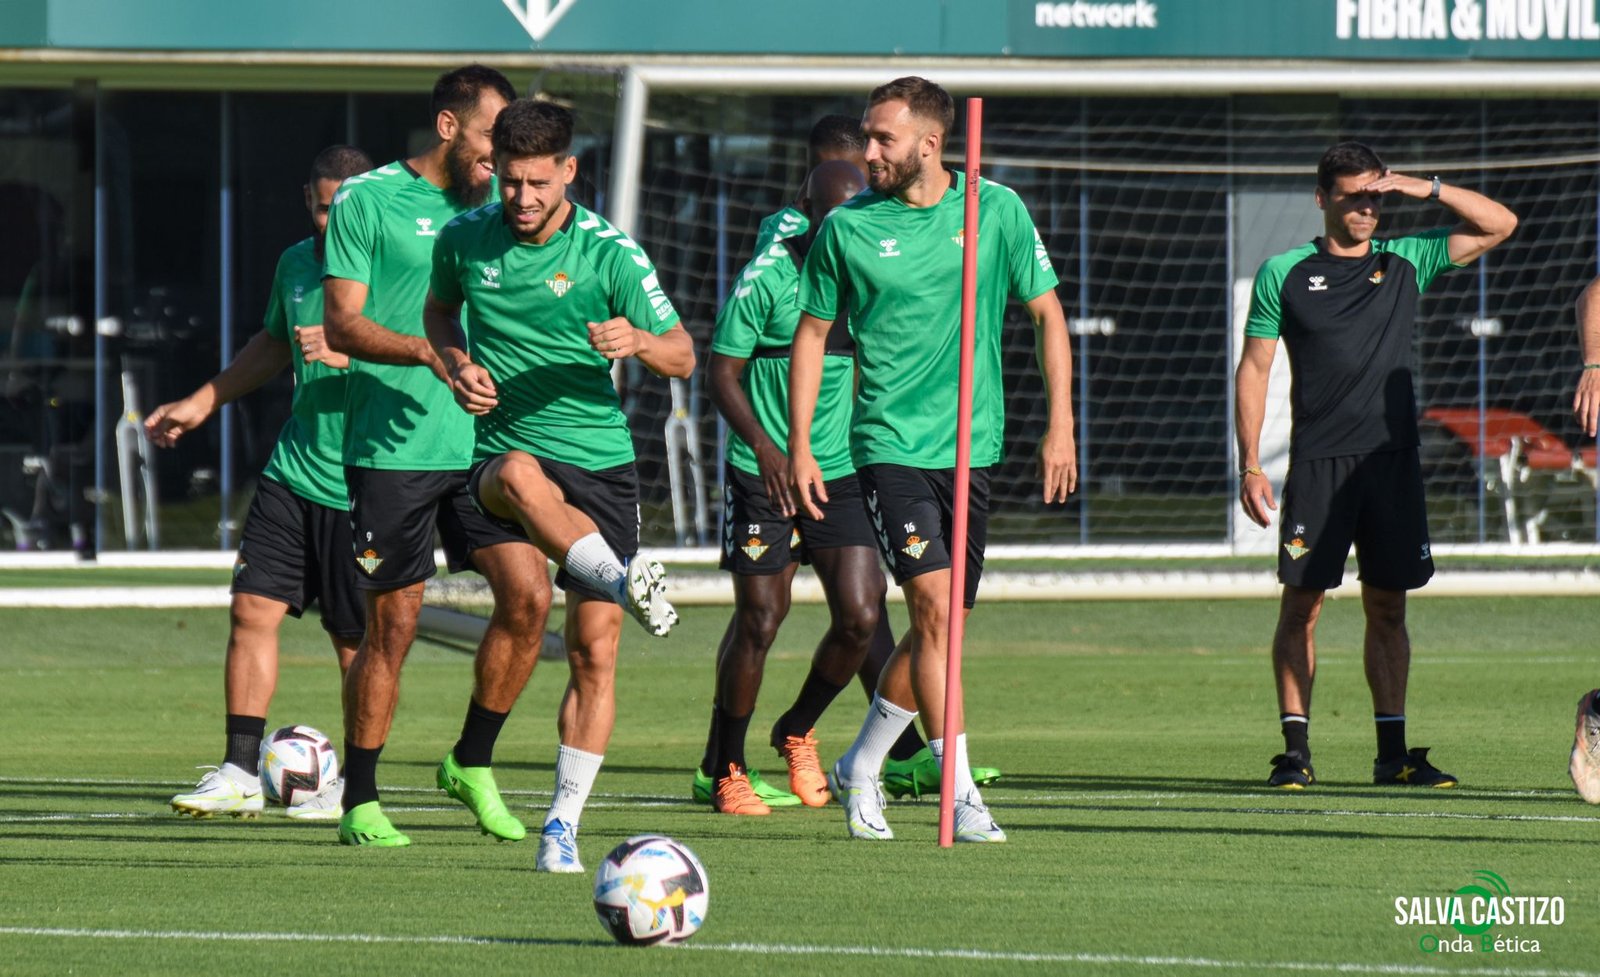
xmin=938 ymin=96 xmax=982 ymax=849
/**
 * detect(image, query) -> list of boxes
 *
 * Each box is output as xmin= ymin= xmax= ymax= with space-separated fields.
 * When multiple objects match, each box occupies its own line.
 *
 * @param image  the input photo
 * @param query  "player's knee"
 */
xmin=833 ymin=599 xmax=879 ymax=646
xmin=1362 ymin=592 xmax=1407 ymax=633
xmin=229 ymin=594 xmax=286 ymax=633
xmin=735 ymin=601 xmax=787 ymax=649
xmin=496 ymin=451 xmax=554 ymax=507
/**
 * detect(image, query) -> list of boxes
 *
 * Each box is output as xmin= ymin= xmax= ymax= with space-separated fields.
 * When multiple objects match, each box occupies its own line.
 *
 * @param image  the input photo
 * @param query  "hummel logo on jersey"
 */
xmin=415 ymin=217 xmax=435 ymax=237
xmin=1369 ymin=270 xmax=1385 ymax=285
xmin=547 ymin=271 xmax=573 ymax=297
xmin=951 ymin=230 xmax=965 ymax=248
xmin=1420 ymin=542 xmax=1431 ymax=560
xmin=1307 ymin=276 xmax=1327 ymax=291
xmin=480 ymin=266 xmax=501 ymax=289
xmin=292 ymin=285 xmax=305 ymax=304
xmin=902 ymin=535 xmax=929 ymax=560
xmin=877 ymin=238 xmax=901 ymax=258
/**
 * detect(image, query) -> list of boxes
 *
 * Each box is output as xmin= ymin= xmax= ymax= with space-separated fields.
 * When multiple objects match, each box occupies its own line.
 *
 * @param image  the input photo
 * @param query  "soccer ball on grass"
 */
xmin=592 ymin=835 xmax=709 ymax=946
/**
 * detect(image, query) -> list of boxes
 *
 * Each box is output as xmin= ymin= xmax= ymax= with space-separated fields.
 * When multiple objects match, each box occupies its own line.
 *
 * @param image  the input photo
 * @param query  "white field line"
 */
xmin=0 ymin=926 xmax=1593 ymax=975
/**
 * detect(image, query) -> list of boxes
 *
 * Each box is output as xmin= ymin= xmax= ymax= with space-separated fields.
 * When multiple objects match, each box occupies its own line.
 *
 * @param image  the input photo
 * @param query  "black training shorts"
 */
xmin=232 ymin=476 xmax=365 ymax=638
xmin=857 ymin=463 xmax=990 ymax=608
xmin=718 ymin=462 xmax=876 ymax=575
xmin=1277 ymin=448 xmax=1434 ymax=592
xmin=344 ymin=465 xmax=522 ymax=591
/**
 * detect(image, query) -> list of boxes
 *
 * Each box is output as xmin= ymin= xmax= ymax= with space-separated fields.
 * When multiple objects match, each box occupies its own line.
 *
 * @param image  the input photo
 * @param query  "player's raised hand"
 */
xmin=1359 ymin=169 xmax=1432 ymax=199
xmin=1575 ymin=369 xmax=1600 ymax=439
xmin=588 ymin=317 xmax=641 ymax=360
xmin=755 ymin=442 xmax=796 ymax=517
xmin=447 ymin=360 xmax=499 ymax=415
xmin=143 ymin=398 xmax=210 ymax=448
xmin=1038 ymin=426 xmax=1077 ymax=503
xmin=789 ymin=449 xmax=829 ymax=522
xmin=294 ymin=325 xmax=349 ymax=369
xmin=1239 ymin=470 xmax=1277 ymax=528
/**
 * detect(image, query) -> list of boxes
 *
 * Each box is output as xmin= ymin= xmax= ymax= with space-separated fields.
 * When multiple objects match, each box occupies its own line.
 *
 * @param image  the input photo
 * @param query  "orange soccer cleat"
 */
xmin=712 ymin=764 xmax=772 ymax=816
xmin=775 ymin=728 xmax=831 ymax=807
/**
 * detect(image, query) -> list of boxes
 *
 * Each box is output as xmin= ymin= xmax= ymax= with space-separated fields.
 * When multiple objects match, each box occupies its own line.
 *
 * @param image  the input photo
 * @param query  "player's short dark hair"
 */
xmin=308 ymin=144 xmax=373 ymax=185
xmin=431 ymin=64 xmax=517 ymax=124
xmin=1317 ymin=141 xmax=1386 ymax=192
xmin=868 ymin=76 xmax=954 ymax=137
xmin=809 ymin=115 xmax=865 ymax=157
xmin=492 ymin=98 xmax=574 ymax=160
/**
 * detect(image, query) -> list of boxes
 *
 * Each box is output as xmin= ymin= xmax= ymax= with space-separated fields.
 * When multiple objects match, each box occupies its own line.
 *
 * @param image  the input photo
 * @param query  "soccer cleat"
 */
xmin=620 ymin=559 xmax=678 ymax=637
xmin=535 ymin=818 xmax=584 ymax=873
xmin=171 ymin=765 xmax=264 ymax=819
xmin=1570 ymin=690 xmax=1600 ymax=804
xmin=437 ymin=752 xmax=527 ymax=841
xmin=882 ymin=747 xmax=1002 ymax=799
xmin=337 ymin=801 xmax=411 ymax=847
xmin=712 ymin=764 xmax=771 ymax=816
xmin=1268 ymin=752 xmax=1315 ymax=790
xmin=691 ymin=766 xmax=802 ymax=807
xmin=952 ymin=792 xmax=1007 ymax=843
xmin=828 ymin=761 xmax=893 ymax=840
xmin=1373 ymin=747 xmax=1458 ymax=788
xmin=286 ymin=777 xmax=344 ymax=821
xmin=774 ymin=727 xmax=831 ymax=807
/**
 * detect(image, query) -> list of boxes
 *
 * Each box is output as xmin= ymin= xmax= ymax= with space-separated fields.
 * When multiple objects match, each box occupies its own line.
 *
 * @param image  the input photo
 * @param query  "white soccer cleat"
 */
xmin=620 ymin=559 xmax=677 ymax=638
xmin=952 ymin=791 xmax=1007 ymax=843
xmin=1570 ymin=690 xmax=1600 ymax=804
xmin=171 ymin=765 xmax=264 ymax=819
xmin=286 ymin=777 xmax=344 ymax=821
xmin=828 ymin=761 xmax=893 ymax=840
xmin=535 ymin=818 xmax=585 ymax=873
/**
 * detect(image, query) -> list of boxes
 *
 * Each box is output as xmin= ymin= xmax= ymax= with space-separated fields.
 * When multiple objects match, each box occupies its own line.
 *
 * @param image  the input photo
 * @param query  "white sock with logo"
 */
xmin=545 ymin=744 xmax=603 ymax=827
xmin=838 ymin=695 xmax=917 ymax=784
xmin=563 ymin=532 xmax=627 ymax=602
xmin=929 ymin=734 xmax=979 ymax=802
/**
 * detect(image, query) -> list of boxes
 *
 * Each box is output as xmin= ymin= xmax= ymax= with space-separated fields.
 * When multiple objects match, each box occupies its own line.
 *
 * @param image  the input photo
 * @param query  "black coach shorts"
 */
xmin=1278 ymin=448 xmax=1434 ymax=592
xmin=468 ymin=454 xmax=640 ymax=602
xmin=857 ymin=463 xmax=990 ymax=608
xmin=232 ymin=477 xmax=364 ymax=638
xmin=344 ymin=466 xmax=523 ymax=591
xmin=718 ymin=462 xmax=876 ymax=575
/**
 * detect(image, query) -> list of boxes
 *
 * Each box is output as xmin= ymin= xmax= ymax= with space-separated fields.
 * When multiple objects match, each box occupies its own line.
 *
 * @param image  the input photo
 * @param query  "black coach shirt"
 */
xmin=1245 ymin=228 xmax=1462 ymax=463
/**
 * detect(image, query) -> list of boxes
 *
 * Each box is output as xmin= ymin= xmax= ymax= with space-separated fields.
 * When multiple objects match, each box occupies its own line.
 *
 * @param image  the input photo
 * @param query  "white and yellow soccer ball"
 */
xmin=258 ymin=725 xmax=338 ymax=807
xmin=592 ymin=835 xmax=709 ymax=946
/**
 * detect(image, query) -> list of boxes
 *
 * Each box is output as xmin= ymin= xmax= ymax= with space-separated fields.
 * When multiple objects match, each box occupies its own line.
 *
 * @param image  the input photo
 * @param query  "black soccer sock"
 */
xmin=224 ymin=714 xmax=267 ymax=774
xmin=451 ymin=698 xmax=509 ymax=768
xmin=1375 ymin=713 xmax=1407 ymax=762
xmin=887 ymin=724 xmax=928 ymax=763
xmin=1280 ymin=713 xmax=1310 ymax=761
xmin=772 ymin=668 xmax=849 ymax=746
xmin=712 ymin=705 xmax=752 ymax=782
xmin=342 ymin=741 xmax=384 ymax=812
xmin=699 ymin=706 xmax=720 ymax=777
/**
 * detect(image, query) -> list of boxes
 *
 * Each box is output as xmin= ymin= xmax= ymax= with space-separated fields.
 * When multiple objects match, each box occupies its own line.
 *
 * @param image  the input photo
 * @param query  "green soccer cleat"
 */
xmin=337 ymin=801 xmax=411 ymax=847
xmin=882 ymin=747 xmax=1002 ymax=799
xmin=437 ymin=752 xmax=527 ymax=841
xmin=691 ymin=765 xmax=802 ymax=807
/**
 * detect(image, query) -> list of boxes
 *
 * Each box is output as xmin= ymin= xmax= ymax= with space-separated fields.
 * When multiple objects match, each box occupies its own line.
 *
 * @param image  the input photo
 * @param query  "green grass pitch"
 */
xmin=2 ymin=596 xmax=1598 ymax=975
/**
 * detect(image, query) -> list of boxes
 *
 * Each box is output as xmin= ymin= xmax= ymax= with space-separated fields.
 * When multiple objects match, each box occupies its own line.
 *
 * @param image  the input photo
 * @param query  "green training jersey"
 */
xmin=322 ymin=160 xmax=480 ymax=471
xmin=430 ymin=201 xmax=681 ymax=470
xmin=712 ymin=232 xmax=855 ymax=481
xmin=259 ymin=237 xmax=348 ymax=510
xmin=752 ymin=205 xmax=807 ymax=258
xmin=797 ymin=173 xmax=1058 ymax=469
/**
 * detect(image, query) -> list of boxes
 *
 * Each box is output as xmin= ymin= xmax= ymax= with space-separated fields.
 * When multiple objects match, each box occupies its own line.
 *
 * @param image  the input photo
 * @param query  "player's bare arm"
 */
xmin=292 ymin=325 xmax=349 ymax=370
xmin=323 ymin=275 xmax=444 ymax=374
xmin=1358 ymin=170 xmax=1517 ymax=264
xmin=1233 ymin=335 xmax=1278 ymax=528
xmin=422 ymin=290 xmax=498 ymax=415
xmin=143 ymin=329 xmax=292 ymax=447
xmin=786 ymin=310 xmax=832 ymax=521
xmin=1574 ymin=277 xmax=1600 ymax=438
xmin=709 ymin=351 xmax=795 ymax=517
xmin=586 ymin=317 xmax=696 ymax=378
xmin=1025 ymin=288 xmax=1078 ymax=503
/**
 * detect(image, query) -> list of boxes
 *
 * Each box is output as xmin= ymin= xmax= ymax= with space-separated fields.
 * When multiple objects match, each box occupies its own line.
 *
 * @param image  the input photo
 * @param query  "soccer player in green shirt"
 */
xmin=322 ymin=66 xmax=548 ymax=849
xmin=1570 ymin=277 xmax=1600 ymax=803
xmin=148 ymin=144 xmax=373 ymax=821
xmin=790 ymin=77 xmax=1077 ymax=842
xmin=1237 ymin=142 xmax=1515 ymax=792
xmin=425 ymin=98 xmax=692 ymax=872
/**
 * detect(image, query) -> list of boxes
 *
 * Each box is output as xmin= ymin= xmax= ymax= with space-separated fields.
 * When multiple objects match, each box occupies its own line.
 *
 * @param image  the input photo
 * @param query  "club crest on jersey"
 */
xmin=1369 ymin=270 xmax=1385 ymax=285
xmin=415 ymin=217 xmax=436 ymax=237
xmin=902 ymin=535 xmax=929 ymax=559
xmin=356 ymin=548 xmax=384 ymax=575
xmin=1307 ymin=276 xmax=1327 ymax=291
xmin=951 ymin=230 xmax=965 ymax=248
xmin=547 ymin=271 xmax=573 ymax=297
xmin=1284 ymin=537 xmax=1310 ymax=560
xmin=877 ymin=238 xmax=901 ymax=258
xmin=741 ymin=537 xmax=769 ymax=561
xmin=480 ymin=266 xmax=501 ymax=289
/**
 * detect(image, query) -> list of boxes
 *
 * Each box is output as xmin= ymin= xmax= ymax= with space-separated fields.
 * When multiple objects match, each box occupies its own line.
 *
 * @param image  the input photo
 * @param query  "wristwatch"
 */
xmin=1429 ymin=175 xmax=1441 ymax=200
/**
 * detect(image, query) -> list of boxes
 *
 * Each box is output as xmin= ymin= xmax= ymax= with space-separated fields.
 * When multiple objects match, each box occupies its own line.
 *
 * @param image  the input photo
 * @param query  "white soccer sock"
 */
xmin=929 ymin=734 xmax=979 ymax=801
xmin=838 ymin=695 xmax=917 ymax=784
xmin=562 ymin=532 xmax=627 ymax=601
xmin=545 ymin=744 xmax=604 ymax=827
